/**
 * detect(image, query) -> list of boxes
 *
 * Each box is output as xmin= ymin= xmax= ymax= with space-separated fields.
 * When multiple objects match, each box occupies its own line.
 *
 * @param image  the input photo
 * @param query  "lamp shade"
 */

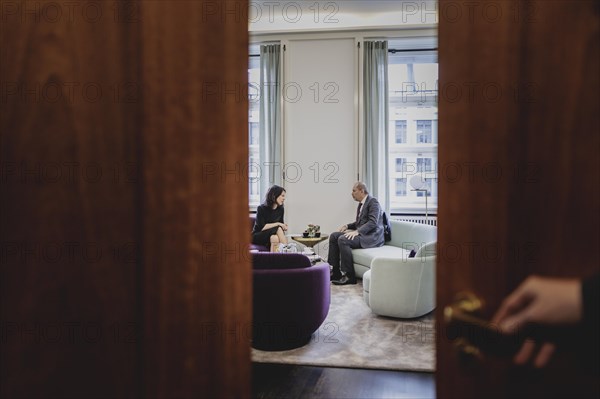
xmin=409 ymin=175 xmax=428 ymax=190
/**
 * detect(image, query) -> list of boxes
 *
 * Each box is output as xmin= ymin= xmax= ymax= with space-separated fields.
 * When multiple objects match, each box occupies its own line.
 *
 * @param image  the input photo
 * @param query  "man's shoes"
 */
xmin=332 ymin=275 xmax=357 ymax=285
xmin=330 ymin=268 xmax=342 ymax=281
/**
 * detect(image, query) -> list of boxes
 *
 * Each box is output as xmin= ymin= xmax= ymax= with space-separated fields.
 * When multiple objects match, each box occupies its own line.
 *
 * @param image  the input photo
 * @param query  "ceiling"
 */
xmin=249 ymin=1 xmax=438 ymax=33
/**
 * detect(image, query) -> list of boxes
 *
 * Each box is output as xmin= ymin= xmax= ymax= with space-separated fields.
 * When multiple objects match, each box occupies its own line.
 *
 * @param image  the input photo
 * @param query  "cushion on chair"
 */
xmin=352 ymin=246 xmax=413 ymax=267
xmin=252 ymin=252 xmax=312 ymax=270
xmin=250 ymin=244 xmax=270 ymax=252
xmin=388 ymin=220 xmax=437 ymax=250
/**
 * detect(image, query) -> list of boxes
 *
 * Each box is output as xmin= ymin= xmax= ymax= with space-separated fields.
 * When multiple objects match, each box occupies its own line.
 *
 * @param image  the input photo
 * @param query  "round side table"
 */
xmin=291 ymin=235 xmax=328 ymax=249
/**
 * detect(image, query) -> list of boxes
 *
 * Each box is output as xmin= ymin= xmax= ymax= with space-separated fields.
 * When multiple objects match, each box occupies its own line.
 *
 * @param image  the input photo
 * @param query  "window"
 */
xmin=395 ymin=178 xmax=407 ymax=197
xmin=395 ymin=120 xmax=407 ymax=143
xmin=248 ymin=52 xmax=260 ymax=206
xmin=396 ymin=157 xmax=407 ymax=172
xmin=416 ymin=178 xmax=433 ymax=197
xmin=249 ymin=122 xmax=259 ymax=145
xmin=416 ymin=157 xmax=432 ymax=172
xmin=387 ymin=40 xmax=438 ymax=213
xmin=416 ymin=120 xmax=432 ymax=143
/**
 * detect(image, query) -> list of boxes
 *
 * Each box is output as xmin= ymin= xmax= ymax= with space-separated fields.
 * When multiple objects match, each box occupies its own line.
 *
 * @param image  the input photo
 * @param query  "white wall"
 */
xmin=283 ymin=38 xmax=358 ymax=254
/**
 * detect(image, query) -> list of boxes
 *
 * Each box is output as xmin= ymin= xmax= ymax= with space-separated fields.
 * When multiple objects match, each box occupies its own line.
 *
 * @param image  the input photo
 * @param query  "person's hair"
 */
xmin=355 ymin=182 xmax=369 ymax=195
xmin=264 ymin=185 xmax=286 ymax=208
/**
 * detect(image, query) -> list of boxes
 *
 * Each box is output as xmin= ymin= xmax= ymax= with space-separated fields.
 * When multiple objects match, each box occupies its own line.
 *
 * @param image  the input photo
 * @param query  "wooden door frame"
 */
xmin=436 ymin=0 xmax=599 ymax=397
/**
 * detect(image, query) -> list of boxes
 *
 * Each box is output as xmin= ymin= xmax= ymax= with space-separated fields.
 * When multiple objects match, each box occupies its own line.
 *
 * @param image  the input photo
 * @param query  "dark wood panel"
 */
xmin=0 ymin=1 xmax=140 ymax=397
xmin=138 ymin=1 xmax=251 ymax=398
xmin=1 ymin=0 xmax=250 ymax=398
xmin=437 ymin=0 xmax=599 ymax=398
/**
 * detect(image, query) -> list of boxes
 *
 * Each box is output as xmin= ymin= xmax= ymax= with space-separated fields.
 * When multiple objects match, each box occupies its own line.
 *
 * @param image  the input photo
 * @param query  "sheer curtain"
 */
xmin=363 ymin=40 xmax=389 ymax=211
xmin=259 ymin=44 xmax=282 ymax=199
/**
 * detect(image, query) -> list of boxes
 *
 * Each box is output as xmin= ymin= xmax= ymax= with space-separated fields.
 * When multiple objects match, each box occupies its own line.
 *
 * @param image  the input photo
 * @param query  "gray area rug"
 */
xmin=251 ymin=281 xmax=436 ymax=372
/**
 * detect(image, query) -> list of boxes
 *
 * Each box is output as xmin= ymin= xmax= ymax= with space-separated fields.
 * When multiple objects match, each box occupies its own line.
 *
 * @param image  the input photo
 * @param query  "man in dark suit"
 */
xmin=329 ymin=182 xmax=385 ymax=285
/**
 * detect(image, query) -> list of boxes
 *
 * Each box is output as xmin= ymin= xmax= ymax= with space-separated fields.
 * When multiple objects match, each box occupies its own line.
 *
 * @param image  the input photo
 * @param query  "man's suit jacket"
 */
xmin=347 ymin=195 xmax=385 ymax=249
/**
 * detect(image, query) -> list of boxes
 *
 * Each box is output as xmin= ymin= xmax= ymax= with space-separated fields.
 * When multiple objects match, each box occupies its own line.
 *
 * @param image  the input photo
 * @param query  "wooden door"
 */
xmin=0 ymin=1 xmax=250 ymax=398
xmin=437 ymin=0 xmax=599 ymax=398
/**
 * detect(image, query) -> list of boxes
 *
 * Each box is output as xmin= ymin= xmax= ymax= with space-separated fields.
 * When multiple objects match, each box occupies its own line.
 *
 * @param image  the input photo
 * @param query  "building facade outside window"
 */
xmin=388 ymin=45 xmax=438 ymax=214
xmin=395 ymin=120 xmax=407 ymax=143
xmin=416 ymin=120 xmax=433 ymax=143
xmin=416 ymin=178 xmax=435 ymax=197
xmin=417 ymin=157 xmax=432 ymax=172
xmin=395 ymin=178 xmax=407 ymax=197
xmin=396 ymin=157 xmax=407 ymax=173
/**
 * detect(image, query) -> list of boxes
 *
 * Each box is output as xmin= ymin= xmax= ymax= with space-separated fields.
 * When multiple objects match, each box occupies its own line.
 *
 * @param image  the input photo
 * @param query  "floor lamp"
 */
xmin=410 ymin=175 xmax=429 ymax=224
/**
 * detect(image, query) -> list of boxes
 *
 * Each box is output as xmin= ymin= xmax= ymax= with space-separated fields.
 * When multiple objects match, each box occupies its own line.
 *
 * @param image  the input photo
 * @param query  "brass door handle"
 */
xmin=443 ymin=292 xmax=523 ymax=359
xmin=444 ymin=291 xmax=579 ymax=360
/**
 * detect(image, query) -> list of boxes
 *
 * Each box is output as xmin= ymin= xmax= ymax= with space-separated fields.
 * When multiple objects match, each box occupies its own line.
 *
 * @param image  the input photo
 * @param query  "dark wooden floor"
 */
xmin=252 ymin=363 xmax=435 ymax=399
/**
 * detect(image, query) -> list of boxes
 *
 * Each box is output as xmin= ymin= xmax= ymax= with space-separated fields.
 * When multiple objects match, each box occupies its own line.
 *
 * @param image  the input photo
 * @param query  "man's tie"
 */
xmin=355 ymin=202 xmax=363 ymax=223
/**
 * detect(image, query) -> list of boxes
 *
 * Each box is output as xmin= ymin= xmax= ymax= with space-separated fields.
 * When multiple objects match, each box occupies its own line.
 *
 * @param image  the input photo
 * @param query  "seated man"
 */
xmin=329 ymin=182 xmax=385 ymax=285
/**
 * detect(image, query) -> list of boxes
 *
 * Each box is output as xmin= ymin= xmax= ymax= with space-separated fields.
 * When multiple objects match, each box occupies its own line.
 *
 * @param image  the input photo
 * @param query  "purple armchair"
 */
xmin=252 ymin=252 xmax=331 ymax=351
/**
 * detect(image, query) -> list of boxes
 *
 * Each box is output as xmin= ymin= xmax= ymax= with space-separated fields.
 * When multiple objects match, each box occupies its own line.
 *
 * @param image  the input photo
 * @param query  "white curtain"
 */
xmin=259 ymin=44 xmax=282 ymax=199
xmin=363 ymin=41 xmax=389 ymax=211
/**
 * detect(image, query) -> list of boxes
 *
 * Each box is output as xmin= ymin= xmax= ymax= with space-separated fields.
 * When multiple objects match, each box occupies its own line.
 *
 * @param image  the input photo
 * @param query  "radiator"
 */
xmin=394 ymin=215 xmax=438 ymax=226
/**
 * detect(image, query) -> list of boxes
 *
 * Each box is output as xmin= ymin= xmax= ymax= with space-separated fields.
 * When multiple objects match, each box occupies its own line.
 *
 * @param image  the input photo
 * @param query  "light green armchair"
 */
xmin=363 ymin=241 xmax=436 ymax=318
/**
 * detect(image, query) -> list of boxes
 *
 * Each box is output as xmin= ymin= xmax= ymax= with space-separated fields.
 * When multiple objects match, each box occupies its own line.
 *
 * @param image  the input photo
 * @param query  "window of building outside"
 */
xmin=248 ymin=54 xmax=260 ymax=207
xmin=395 ymin=120 xmax=407 ymax=143
xmin=388 ymin=47 xmax=438 ymax=213
xmin=395 ymin=178 xmax=407 ymax=197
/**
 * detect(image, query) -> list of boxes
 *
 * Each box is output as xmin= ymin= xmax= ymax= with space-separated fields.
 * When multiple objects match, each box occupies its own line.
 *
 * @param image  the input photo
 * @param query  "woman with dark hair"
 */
xmin=252 ymin=185 xmax=288 ymax=252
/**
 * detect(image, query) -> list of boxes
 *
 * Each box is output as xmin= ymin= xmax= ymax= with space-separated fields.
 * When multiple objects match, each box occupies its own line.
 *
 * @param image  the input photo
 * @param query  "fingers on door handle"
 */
xmin=444 ymin=292 xmax=524 ymax=360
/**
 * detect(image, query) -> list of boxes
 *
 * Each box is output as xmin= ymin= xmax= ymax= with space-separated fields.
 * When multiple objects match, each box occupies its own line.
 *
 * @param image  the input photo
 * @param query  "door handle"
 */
xmin=443 ymin=292 xmax=523 ymax=359
xmin=443 ymin=292 xmax=577 ymax=360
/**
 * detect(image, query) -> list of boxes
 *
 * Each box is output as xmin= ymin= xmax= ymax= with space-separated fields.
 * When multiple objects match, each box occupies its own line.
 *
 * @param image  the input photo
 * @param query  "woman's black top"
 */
xmin=252 ymin=205 xmax=284 ymax=246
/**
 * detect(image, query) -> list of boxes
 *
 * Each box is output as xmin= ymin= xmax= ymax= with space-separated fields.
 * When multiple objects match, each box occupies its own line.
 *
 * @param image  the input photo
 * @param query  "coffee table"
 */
xmin=291 ymin=234 xmax=328 ymax=249
xmin=290 ymin=235 xmax=328 ymax=265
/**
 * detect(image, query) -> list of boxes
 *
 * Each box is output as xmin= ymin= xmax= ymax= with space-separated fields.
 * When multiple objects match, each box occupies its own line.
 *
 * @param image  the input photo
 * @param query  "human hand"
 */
xmin=492 ymin=276 xmax=582 ymax=367
xmin=492 ymin=276 xmax=582 ymax=331
xmin=344 ymin=230 xmax=359 ymax=240
xmin=511 ymin=340 xmax=556 ymax=368
xmin=279 ymin=223 xmax=288 ymax=231
xmin=338 ymin=224 xmax=348 ymax=232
